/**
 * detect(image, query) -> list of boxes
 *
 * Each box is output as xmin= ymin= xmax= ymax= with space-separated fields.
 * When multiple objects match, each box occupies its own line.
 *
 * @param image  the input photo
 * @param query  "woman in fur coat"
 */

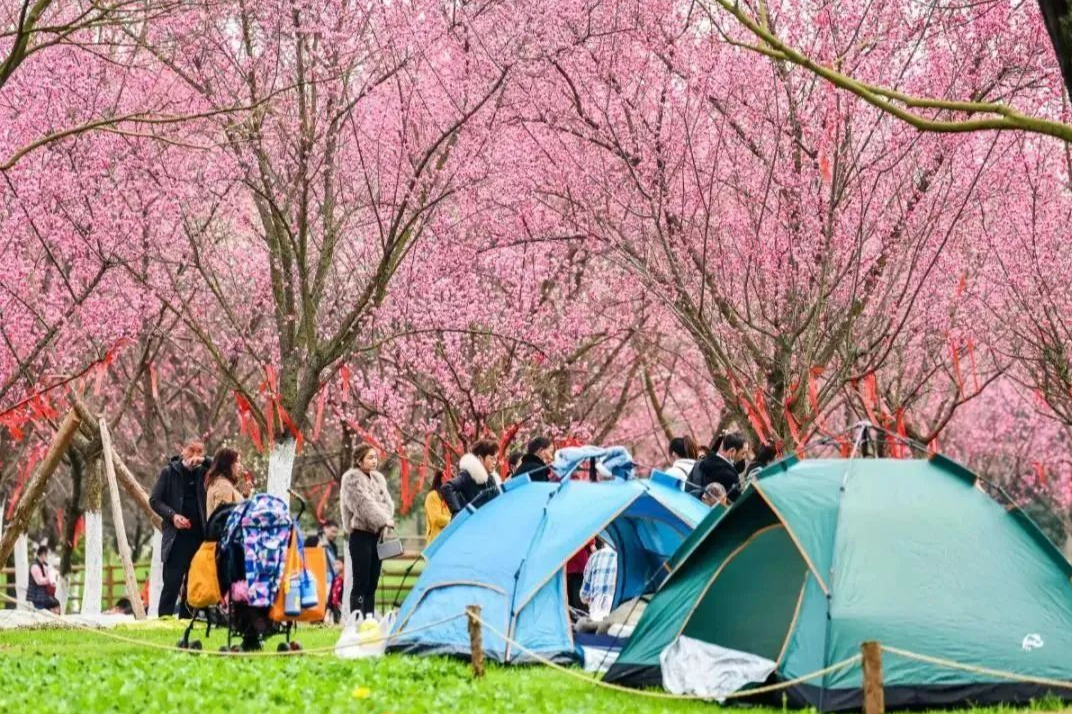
xmin=340 ymin=443 xmax=396 ymax=617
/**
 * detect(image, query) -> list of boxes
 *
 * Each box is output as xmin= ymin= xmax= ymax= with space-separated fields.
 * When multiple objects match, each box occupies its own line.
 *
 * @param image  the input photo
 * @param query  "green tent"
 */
xmin=604 ymin=454 xmax=1072 ymax=711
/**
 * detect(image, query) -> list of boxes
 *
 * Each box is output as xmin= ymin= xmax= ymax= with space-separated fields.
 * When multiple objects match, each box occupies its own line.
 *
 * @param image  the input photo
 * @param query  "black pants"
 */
xmin=567 ymin=572 xmax=587 ymax=615
xmin=348 ymin=530 xmax=382 ymax=617
xmin=160 ymin=533 xmax=202 ymax=618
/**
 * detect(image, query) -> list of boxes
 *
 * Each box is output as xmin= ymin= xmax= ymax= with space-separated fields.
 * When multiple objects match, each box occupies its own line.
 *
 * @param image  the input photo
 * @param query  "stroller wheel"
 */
xmin=189 ymin=641 xmax=203 ymax=651
xmin=176 ymin=640 xmax=188 ymax=650
xmin=289 ymin=641 xmax=302 ymax=651
xmin=230 ymin=645 xmax=242 ymax=653
xmin=276 ymin=642 xmax=290 ymax=652
xmin=219 ymin=646 xmax=230 ymax=653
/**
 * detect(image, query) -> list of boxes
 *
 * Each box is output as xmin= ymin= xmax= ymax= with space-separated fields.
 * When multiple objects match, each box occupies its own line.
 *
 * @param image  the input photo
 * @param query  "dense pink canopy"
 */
xmin=1 ymin=0 xmax=1071 ymax=526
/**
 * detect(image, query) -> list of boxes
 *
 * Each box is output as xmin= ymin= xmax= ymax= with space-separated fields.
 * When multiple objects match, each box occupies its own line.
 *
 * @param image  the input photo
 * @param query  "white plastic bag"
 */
xmin=335 ymin=611 xmax=398 ymax=659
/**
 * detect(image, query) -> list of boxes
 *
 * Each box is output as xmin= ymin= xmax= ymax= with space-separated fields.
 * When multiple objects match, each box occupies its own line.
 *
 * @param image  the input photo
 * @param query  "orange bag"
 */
xmin=293 ymin=546 xmax=328 ymax=623
xmin=269 ymin=535 xmax=328 ymax=622
xmin=186 ymin=542 xmax=221 ymax=608
xmin=269 ymin=530 xmax=303 ymax=621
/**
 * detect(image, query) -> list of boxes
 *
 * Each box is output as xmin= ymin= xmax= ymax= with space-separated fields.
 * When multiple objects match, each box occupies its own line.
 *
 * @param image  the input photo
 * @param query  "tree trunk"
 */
xmin=59 ymin=447 xmax=84 ymax=578
xmin=148 ymin=529 xmax=163 ymax=617
xmin=342 ymin=542 xmax=353 ymax=623
xmin=1038 ymin=0 xmax=1072 ymax=100
xmin=267 ymin=436 xmax=298 ymax=498
xmin=0 ymin=410 xmax=83 ymax=567
xmin=81 ymin=458 xmax=104 ymax=616
xmin=14 ymin=534 xmax=28 ymax=608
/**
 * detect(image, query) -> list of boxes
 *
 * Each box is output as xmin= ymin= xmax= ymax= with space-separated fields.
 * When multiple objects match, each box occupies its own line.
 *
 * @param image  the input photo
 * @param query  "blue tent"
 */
xmin=388 ymin=447 xmax=708 ymax=663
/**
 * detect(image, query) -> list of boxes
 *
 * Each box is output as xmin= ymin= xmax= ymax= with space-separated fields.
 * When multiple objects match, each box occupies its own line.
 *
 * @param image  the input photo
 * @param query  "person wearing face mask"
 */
xmin=340 ymin=443 xmax=396 ymax=617
xmin=441 ymin=439 xmax=501 ymax=515
xmin=687 ymin=432 xmax=748 ymax=503
xmin=150 ymin=440 xmax=211 ymax=617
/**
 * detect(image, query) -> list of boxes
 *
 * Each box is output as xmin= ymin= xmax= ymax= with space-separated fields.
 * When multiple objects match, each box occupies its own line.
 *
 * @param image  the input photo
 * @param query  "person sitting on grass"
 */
xmin=27 ymin=545 xmax=60 ymax=613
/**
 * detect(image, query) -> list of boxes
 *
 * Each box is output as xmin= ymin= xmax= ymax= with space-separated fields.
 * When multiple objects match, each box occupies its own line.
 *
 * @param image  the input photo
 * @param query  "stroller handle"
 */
xmin=287 ymin=488 xmax=307 ymax=521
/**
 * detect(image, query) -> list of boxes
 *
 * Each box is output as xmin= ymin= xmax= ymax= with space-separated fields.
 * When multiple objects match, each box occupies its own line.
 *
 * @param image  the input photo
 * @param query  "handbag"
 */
xmin=297 ymin=537 xmax=319 ymax=609
xmin=376 ymin=528 xmax=404 ymax=560
xmin=186 ymin=542 xmax=221 ymax=608
xmin=270 ymin=528 xmax=304 ymax=621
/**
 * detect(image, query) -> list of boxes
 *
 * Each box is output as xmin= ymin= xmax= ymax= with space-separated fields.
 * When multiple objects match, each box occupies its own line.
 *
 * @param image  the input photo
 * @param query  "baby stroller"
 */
xmin=180 ymin=491 xmax=327 ymax=652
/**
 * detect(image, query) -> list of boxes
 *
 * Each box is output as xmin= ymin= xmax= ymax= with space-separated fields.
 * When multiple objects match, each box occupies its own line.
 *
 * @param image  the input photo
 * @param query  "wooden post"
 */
xmin=99 ymin=418 xmax=146 ymax=620
xmin=103 ymin=563 xmax=114 ymax=610
xmin=70 ymin=396 xmax=161 ymax=529
xmin=0 ymin=410 xmax=82 ymax=567
xmin=466 ymin=604 xmax=485 ymax=678
xmin=861 ymin=641 xmax=885 ymax=714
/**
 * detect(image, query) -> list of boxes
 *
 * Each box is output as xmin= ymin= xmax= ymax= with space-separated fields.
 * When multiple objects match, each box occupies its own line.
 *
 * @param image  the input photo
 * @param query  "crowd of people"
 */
xmin=20 ymin=430 xmax=769 ymax=621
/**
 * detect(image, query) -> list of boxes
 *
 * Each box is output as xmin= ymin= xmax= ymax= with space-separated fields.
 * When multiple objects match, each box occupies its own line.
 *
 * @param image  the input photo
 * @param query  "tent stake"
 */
xmin=862 ymin=641 xmax=885 ymax=714
xmin=467 ymin=604 xmax=485 ymax=678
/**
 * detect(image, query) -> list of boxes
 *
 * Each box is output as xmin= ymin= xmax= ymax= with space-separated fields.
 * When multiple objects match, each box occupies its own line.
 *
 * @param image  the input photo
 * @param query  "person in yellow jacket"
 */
xmin=424 ymin=470 xmax=452 ymax=544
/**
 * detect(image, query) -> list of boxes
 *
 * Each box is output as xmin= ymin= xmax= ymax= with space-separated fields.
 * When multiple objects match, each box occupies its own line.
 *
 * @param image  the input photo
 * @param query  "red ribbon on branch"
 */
xmin=1032 ymin=461 xmax=1048 ymax=488
xmin=234 ymin=392 xmax=264 ymax=452
xmin=258 ymin=366 xmax=304 ymax=453
xmin=725 ymin=372 xmax=768 ymax=444
xmin=498 ymin=423 xmax=522 ymax=478
xmin=399 ymin=447 xmax=414 ymax=515
xmin=966 ymin=339 xmax=980 ymax=393
xmin=312 ymin=387 xmax=327 ymax=442
xmin=5 ymin=445 xmax=46 ymax=518
xmin=339 ymin=364 xmax=352 ymax=402
xmin=72 ymin=515 xmax=84 ymax=549
xmin=346 ymin=420 xmax=387 ymax=461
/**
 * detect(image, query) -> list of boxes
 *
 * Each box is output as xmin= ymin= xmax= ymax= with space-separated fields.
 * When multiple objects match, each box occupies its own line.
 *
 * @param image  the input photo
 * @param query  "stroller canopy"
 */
xmin=389 ymin=447 xmax=708 ymax=664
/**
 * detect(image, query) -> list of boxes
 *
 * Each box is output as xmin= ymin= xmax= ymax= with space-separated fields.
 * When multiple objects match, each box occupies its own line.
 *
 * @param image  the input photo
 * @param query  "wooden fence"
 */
xmin=0 ymin=563 xmax=149 ymax=612
xmin=2 ymin=552 xmax=425 ymax=613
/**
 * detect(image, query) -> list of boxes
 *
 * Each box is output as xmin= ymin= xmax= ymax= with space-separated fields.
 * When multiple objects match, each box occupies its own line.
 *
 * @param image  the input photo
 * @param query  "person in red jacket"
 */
xmin=566 ymin=540 xmax=595 ymax=616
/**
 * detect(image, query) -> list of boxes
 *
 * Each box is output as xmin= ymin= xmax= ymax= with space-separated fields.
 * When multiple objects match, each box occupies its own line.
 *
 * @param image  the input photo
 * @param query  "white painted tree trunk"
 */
xmin=80 ymin=510 xmax=103 ymax=616
xmin=14 ymin=534 xmax=28 ymax=608
xmin=56 ymin=576 xmax=69 ymax=614
xmin=267 ymin=437 xmax=297 ymax=499
xmin=342 ymin=543 xmax=353 ymax=624
xmin=148 ymin=529 xmax=163 ymax=618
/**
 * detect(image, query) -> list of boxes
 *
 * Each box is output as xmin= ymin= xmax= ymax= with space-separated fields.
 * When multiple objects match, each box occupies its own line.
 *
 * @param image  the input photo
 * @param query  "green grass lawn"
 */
xmin=0 ymin=622 xmax=1062 ymax=714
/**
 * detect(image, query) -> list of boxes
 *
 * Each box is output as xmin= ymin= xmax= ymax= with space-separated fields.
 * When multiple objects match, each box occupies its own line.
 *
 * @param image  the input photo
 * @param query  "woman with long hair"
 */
xmin=424 ymin=470 xmax=451 ymax=544
xmin=204 ymin=447 xmax=246 ymax=520
xmin=340 ymin=443 xmax=396 ymax=617
xmin=665 ymin=435 xmax=699 ymax=484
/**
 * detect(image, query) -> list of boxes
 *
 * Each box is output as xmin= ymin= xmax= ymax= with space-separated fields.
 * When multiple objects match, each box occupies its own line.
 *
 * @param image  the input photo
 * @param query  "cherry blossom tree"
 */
xmin=104 ymin=0 xmax=526 ymax=495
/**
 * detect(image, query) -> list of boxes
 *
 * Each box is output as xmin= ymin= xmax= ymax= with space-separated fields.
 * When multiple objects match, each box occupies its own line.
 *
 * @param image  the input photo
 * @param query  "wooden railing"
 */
xmin=2 ymin=551 xmax=425 ymax=613
xmin=0 ymin=563 xmax=150 ymax=612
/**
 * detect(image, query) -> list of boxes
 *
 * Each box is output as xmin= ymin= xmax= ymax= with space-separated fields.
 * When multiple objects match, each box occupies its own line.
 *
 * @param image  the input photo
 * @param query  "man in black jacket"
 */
xmin=512 ymin=436 xmax=554 ymax=482
xmin=442 ymin=439 xmax=501 ymax=515
xmin=688 ymin=433 xmax=747 ymax=502
xmin=149 ymin=441 xmax=211 ymax=617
